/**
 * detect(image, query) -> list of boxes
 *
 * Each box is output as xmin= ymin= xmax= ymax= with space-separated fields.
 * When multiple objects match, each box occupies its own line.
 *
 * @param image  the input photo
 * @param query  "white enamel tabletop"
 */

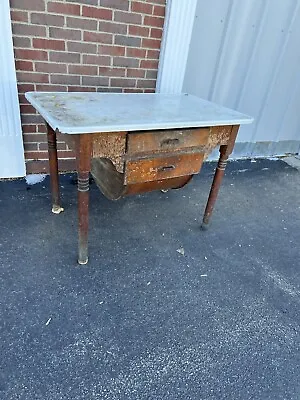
xmin=25 ymin=92 xmax=253 ymax=134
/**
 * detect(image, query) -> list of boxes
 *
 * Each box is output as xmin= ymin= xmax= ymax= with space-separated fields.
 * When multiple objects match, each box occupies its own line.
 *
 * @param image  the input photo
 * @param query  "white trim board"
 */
xmin=0 ymin=0 xmax=25 ymax=178
xmin=156 ymin=0 xmax=198 ymax=94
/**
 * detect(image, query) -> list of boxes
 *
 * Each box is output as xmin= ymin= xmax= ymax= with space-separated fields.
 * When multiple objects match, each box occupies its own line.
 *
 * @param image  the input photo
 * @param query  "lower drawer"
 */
xmin=125 ymin=153 xmax=204 ymax=184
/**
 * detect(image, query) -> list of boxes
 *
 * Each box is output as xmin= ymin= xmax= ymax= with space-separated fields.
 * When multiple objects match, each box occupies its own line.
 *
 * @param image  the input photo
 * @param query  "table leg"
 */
xmin=201 ymin=125 xmax=240 ymax=229
xmin=46 ymin=124 xmax=64 ymax=214
xmin=76 ymin=135 xmax=92 ymax=265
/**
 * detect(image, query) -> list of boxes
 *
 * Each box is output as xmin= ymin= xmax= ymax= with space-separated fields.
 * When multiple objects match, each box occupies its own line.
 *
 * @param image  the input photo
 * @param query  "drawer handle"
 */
xmin=160 ymin=138 xmax=180 ymax=147
xmin=157 ymin=165 xmax=176 ymax=172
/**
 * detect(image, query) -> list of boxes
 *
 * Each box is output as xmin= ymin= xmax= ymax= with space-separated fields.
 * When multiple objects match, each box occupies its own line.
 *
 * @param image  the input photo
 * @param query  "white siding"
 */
xmin=0 ymin=0 xmax=25 ymax=178
xmin=183 ymin=0 xmax=300 ymax=157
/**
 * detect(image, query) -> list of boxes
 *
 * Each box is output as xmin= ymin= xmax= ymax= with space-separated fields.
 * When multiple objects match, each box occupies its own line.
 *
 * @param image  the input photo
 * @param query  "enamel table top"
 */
xmin=25 ymin=92 xmax=253 ymax=135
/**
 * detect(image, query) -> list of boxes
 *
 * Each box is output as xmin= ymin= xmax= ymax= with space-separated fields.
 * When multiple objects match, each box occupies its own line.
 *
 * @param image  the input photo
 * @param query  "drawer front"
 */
xmin=127 ymin=128 xmax=209 ymax=155
xmin=125 ymin=153 xmax=204 ymax=184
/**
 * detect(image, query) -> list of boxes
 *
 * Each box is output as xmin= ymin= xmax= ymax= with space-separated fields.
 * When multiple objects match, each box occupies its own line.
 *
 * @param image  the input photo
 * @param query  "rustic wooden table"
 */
xmin=26 ymin=92 xmax=253 ymax=264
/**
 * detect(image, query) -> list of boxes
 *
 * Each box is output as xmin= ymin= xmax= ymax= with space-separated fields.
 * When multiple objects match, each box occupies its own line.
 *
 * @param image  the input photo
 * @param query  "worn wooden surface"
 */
xmin=125 ymin=153 xmax=204 ymax=185
xmin=75 ymin=135 xmax=92 ymax=265
xmin=127 ymin=128 xmax=209 ymax=155
xmin=92 ymin=132 xmax=127 ymax=173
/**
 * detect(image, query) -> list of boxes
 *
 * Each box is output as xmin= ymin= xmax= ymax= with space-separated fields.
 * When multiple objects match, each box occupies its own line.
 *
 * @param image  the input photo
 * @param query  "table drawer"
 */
xmin=127 ymin=128 xmax=209 ymax=155
xmin=125 ymin=153 xmax=204 ymax=184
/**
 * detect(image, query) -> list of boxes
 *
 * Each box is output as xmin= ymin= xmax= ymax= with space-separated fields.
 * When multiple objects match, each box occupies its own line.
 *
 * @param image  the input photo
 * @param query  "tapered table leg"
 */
xmin=201 ymin=145 xmax=228 ymax=229
xmin=201 ymin=125 xmax=240 ymax=229
xmin=46 ymin=124 xmax=64 ymax=214
xmin=76 ymin=135 xmax=92 ymax=265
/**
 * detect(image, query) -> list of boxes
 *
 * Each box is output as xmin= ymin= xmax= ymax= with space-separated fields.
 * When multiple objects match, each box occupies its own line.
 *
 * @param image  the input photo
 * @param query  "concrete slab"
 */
xmin=283 ymin=156 xmax=300 ymax=170
xmin=0 ymin=159 xmax=299 ymax=400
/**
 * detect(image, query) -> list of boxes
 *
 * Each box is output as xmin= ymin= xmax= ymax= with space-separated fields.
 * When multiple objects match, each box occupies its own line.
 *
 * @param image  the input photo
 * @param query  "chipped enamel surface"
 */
xmin=25 ymin=92 xmax=253 ymax=135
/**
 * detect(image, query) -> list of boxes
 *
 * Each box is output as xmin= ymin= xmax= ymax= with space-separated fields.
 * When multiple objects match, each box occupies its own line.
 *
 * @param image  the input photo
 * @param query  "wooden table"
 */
xmin=25 ymin=92 xmax=253 ymax=264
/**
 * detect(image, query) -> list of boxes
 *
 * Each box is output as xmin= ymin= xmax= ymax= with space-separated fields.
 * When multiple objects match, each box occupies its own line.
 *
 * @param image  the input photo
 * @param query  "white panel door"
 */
xmin=0 ymin=0 xmax=25 ymax=178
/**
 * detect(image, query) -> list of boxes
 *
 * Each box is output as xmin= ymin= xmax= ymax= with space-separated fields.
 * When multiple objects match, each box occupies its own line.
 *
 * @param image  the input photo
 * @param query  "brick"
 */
xmin=49 ymin=27 xmax=81 ymax=41
xmin=82 ymin=55 xmax=111 ymax=66
xmin=50 ymin=74 xmax=81 ymax=85
xmin=148 ymin=0 xmax=166 ymax=4
xmin=21 ymin=114 xmax=44 ymax=124
xmin=123 ymin=88 xmax=143 ymax=93
xmin=33 ymin=38 xmax=65 ymax=51
xmin=128 ymin=25 xmax=149 ymax=37
xmin=97 ymin=87 xmax=122 ymax=93
xmin=82 ymin=6 xmax=113 ymax=20
xmin=25 ymin=159 xmax=76 ymax=174
xmin=24 ymin=142 xmax=39 ymax=151
xmin=39 ymin=142 xmax=67 ymax=151
xmin=131 ymin=2 xmax=153 ymax=14
xmin=153 ymin=5 xmax=165 ymax=17
xmin=82 ymin=76 xmax=110 ymax=86
xmin=12 ymin=23 xmax=46 ymax=37
xmin=13 ymin=36 xmax=31 ymax=48
xmin=20 ymin=104 xmax=36 ymax=114
xmin=98 ymin=21 xmax=127 ymax=34
xmin=114 ymin=11 xmax=142 ymax=25
xmin=15 ymin=60 xmax=33 ymax=71
xmin=22 ymin=127 xmax=38 ymax=135
xmin=47 ymin=2 xmax=80 ymax=16
xmin=147 ymin=49 xmax=160 ymax=59
xmin=49 ymin=51 xmax=80 ymax=64
xmin=98 ymin=45 xmax=125 ymax=56
xmin=140 ymin=59 xmax=159 ymax=69
xmin=18 ymin=83 xmax=35 ymax=93
xmin=35 ymin=84 xmax=68 ymax=91
xmin=66 ymin=17 xmax=97 ymax=30
xmin=68 ymin=86 xmax=97 ymax=92
xmin=83 ymin=31 xmax=113 ymax=45
xmin=146 ymin=69 xmax=158 ymax=79
xmin=111 ymin=78 xmax=136 ymax=87
xmin=31 ymin=13 xmax=64 ymax=27
xmin=26 ymin=150 xmax=75 ymax=160
xmin=127 ymin=68 xmax=145 ymax=78
xmin=68 ymin=0 xmax=97 ymax=4
xmin=150 ymin=28 xmax=163 ymax=39
xmin=68 ymin=64 xmax=98 ymax=75
xmin=37 ymin=125 xmax=47 ymax=133
xmin=144 ymin=16 xmax=164 ymax=28
xmin=115 ymin=35 xmax=141 ymax=47
xmin=99 ymin=67 xmax=126 ymax=77
xmin=15 ymin=49 xmax=48 ymax=61
xmin=113 ymin=57 xmax=139 ymax=68
xmin=35 ymin=62 xmax=67 ymax=74
xmin=10 ymin=0 xmax=45 ymax=11
xmin=142 ymin=38 xmax=161 ymax=49
xmin=137 ymin=79 xmax=156 ymax=88
xmin=67 ymin=41 xmax=97 ymax=54
xmin=10 ymin=10 xmax=28 ymax=22
xmin=100 ymin=0 xmax=129 ymax=11
xmin=17 ymin=72 xmax=49 ymax=84
xmin=126 ymin=47 xmax=146 ymax=58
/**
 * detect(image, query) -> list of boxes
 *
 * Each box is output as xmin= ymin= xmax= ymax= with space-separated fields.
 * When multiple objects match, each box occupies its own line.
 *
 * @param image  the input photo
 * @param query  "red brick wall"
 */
xmin=10 ymin=0 xmax=166 ymax=174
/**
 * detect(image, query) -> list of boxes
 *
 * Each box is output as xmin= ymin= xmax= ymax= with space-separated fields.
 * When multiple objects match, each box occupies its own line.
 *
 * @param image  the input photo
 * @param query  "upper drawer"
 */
xmin=127 ymin=128 xmax=209 ymax=155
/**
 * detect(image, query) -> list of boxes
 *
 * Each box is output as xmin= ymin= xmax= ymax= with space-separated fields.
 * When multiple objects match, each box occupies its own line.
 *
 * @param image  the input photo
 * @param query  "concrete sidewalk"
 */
xmin=0 ymin=159 xmax=299 ymax=400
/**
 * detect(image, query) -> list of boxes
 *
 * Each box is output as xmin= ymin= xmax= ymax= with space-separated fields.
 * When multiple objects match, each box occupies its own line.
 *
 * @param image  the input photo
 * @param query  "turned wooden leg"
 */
xmin=76 ymin=135 xmax=92 ymax=265
xmin=201 ymin=125 xmax=240 ymax=229
xmin=46 ymin=124 xmax=64 ymax=214
xmin=201 ymin=145 xmax=228 ymax=229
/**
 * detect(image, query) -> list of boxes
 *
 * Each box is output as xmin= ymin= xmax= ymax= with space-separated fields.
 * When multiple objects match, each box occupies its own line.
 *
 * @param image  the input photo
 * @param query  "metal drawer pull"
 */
xmin=160 ymin=138 xmax=180 ymax=147
xmin=158 ymin=165 xmax=176 ymax=172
